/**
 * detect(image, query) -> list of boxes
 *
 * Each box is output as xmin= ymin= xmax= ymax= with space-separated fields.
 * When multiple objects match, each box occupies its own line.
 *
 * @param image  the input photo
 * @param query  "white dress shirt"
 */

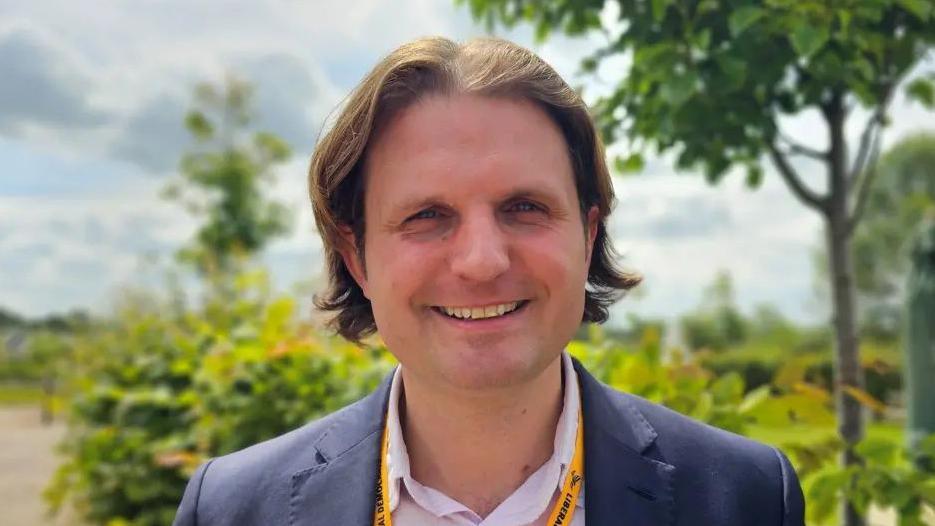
xmin=384 ymin=352 xmax=585 ymax=526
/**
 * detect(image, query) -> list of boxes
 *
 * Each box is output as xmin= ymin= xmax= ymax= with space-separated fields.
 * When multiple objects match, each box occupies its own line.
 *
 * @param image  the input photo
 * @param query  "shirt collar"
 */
xmin=384 ymin=351 xmax=583 ymax=514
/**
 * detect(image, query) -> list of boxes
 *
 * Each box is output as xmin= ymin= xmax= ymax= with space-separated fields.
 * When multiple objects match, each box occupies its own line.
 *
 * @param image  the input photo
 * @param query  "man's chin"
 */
xmin=432 ymin=347 xmax=559 ymax=391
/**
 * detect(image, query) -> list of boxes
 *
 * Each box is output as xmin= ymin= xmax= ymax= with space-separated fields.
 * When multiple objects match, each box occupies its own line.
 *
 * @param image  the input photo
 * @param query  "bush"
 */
xmin=700 ymin=341 xmax=903 ymax=407
xmin=0 ymin=330 xmax=72 ymax=383
xmin=46 ymin=272 xmax=393 ymax=525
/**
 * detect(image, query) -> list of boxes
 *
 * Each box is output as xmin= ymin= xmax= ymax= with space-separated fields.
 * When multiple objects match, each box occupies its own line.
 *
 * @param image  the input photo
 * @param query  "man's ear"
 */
xmin=336 ymin=226 xmax=370 ymax=299
xmin=584 ymin=206 xmax=599 ymax=266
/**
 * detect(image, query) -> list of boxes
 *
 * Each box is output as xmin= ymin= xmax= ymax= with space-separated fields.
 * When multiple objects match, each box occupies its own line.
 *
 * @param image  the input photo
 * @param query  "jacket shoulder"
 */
xmin=620 ymin=389 xmax=777 ymax=461
xmin=611 ymin=388 xmax=804 ymax=524
xmin=172 ymin=397 xmax=375 ymax=526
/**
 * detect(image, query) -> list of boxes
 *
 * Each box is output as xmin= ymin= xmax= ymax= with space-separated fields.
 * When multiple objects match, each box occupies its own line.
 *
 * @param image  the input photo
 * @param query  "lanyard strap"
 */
xmin=373 ymin=410 xmax=584 ymax=526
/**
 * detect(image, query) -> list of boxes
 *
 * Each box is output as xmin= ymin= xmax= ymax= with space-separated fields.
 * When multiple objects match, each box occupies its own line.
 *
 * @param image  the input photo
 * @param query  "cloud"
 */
xmin=611 ymin=187 xmax=733 ymax=240
xmin=607 ymin=172 xmax=822 ymax=323
xmin=0 ymin=24 xmax=107 ymax=135
xmin=0 ymin=190 xmax=192 ymax=317
xmin=236 ymin=53 xmax=340 ymax=151
xmin=108 ymin=51 xmax=340 ymax=172
xmin=109 ymin=92 xmax=190 ymax=173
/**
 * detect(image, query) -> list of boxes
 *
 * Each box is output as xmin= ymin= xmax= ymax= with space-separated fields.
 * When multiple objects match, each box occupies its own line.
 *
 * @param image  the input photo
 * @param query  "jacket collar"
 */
xmin=574 ymin=358 xmax=675 ymax=525
xmin=289 ymin=371 xmax=392 ymax=526
xmin=289 ymin=357 xmax=675 ymax=525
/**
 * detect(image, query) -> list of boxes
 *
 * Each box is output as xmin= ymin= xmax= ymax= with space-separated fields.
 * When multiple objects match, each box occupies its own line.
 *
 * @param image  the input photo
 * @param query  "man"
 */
xmin=174 ymin=37 xmax=805 ymax=525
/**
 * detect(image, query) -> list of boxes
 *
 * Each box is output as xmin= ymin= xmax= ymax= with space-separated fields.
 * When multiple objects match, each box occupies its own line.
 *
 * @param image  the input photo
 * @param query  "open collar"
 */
xmin=288 ymin=357 xmax=675 ymax=525
xmin=383 ymin=352 xmax=585 ymax=523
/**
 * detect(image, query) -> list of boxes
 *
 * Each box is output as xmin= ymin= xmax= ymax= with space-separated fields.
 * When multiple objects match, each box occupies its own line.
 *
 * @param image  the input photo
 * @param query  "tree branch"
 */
xmin=847 ymin=80 xmax=898 ymax=234
xmin=779 ymin=132 xmax=829 ymax=161
xmin=847 ymin=125 xmax=883 ymax=235
xmin=849 ymin=113 xmax=882 ymax=185
xmin=767 ymin=143 xmax=828 ymax=212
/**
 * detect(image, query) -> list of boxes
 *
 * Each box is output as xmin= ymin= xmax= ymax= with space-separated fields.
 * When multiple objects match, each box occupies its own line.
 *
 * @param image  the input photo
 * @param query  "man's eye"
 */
xmin=408 ymin=209 xmax=438 ymax=221
xmin=509 ymin=201 xmax=541 ymax=213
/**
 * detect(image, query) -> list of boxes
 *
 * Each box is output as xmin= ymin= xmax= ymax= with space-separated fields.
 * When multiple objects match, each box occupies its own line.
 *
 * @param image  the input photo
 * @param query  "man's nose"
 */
xmin=449 ymin=212 xmax=510 ymax=282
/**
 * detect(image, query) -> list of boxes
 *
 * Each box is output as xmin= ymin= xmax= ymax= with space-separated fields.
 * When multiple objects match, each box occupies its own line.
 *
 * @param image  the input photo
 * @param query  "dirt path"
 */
xmin=0 ymin=406 xmax=77 ymax=526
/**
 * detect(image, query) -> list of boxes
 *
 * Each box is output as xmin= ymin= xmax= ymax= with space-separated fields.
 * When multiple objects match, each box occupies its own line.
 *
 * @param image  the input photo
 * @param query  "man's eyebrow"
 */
xmin=387 ymin=186 xmax=566 ymax=214
xmin=507 ymin=186 xmax=552 ymax=199
xmin=388 ymin=195 xmax=450 ymax=217
xmin=505 ymin=187 xmax=562 ymax=202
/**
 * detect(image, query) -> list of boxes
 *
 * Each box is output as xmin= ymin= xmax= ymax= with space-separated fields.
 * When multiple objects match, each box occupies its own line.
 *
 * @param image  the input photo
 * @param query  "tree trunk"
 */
xmin=825 ymin=96 xmax=865 ymax=526
xmin=826 ymin=213 xmax=865 ymax=526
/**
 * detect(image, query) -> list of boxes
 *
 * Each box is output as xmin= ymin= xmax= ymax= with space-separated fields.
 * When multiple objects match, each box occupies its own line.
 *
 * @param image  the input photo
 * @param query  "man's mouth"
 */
xmin=431 ymin=300 xmax=530 ymax=321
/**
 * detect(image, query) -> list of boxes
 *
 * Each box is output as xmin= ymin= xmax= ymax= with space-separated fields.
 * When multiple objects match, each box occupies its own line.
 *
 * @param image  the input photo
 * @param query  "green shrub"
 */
xmin=569 ymin=325 xmax=834 ymax=435
xmin=46 ymin=272 xmax=392 ymax=525
xmin=700 ymin=341 xmax=903 ymax=406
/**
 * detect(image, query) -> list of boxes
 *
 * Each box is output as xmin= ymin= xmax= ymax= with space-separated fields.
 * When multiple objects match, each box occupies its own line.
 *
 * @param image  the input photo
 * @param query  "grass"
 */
xmin=0 ymin=383 xmax=44 ymax=405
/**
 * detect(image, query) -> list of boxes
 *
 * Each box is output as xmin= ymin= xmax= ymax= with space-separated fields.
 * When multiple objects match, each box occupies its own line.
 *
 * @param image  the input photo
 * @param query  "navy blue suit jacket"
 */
xmin=173 ymin=358 xmax=805 ymax=525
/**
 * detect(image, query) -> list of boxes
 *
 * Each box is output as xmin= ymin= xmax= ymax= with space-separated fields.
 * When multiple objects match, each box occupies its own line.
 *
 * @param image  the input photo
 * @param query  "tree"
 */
xmin=164 ymin=76 xmax=292 ymax=274
xmin=817 ymin=132 xmax=935 ymax=339
xmin=460 ymin=1 xmax=935 ymax=524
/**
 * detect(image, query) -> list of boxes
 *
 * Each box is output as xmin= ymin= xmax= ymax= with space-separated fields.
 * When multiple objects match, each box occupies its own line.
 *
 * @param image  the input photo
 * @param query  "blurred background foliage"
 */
xmin=41 ymin=269 xmax=392 ymax=526
xmin=4 ymin=271 xmax=929 ymax=525
xmin=1 ymin=2 xmax=934 ymax=525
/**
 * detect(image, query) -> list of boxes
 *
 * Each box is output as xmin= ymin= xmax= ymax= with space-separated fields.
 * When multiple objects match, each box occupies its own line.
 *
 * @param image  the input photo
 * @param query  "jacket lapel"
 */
xmin=574 ymin=359 xmax=676 ymax=526
xmin=289 ymin=370 xmax=394 ymax=526
xmin=289 ymin=360 xmax=675 ymax=526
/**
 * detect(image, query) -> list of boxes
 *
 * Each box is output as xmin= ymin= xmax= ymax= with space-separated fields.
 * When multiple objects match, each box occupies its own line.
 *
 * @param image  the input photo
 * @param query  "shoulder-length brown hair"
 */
xmin=309 ymin=36 xmax=640 ymax=343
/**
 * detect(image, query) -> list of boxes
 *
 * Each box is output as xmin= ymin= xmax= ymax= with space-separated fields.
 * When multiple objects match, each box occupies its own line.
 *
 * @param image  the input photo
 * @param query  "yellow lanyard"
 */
xmin=373 ymin=409 xmax=584 ymax=526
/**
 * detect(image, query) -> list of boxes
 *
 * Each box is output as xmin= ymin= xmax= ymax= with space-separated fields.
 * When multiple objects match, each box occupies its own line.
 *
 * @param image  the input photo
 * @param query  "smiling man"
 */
xmin=173 ymin=37 xmax=805 ymax=526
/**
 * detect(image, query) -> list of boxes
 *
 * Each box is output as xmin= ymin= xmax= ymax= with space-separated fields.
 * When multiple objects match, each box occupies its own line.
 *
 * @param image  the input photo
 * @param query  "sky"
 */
xmin=1 ymin=0 xmax=932 ymax=327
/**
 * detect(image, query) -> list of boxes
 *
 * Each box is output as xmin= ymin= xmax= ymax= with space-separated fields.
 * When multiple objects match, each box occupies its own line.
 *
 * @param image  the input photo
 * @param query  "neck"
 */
xmin=398 ymin=355 xmax=564 ymax=518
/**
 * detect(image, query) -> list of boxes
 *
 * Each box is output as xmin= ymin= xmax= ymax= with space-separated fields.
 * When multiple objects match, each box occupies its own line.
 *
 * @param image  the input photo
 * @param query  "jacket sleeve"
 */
xmin=774 ymin=448 xmax=805 ymax=526
xmin=172 ymin=459 xmax=214 ymax=526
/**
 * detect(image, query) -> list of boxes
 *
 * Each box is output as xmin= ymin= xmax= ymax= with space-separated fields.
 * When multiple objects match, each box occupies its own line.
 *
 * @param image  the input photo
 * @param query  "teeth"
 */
xmin=441 ymin=302 xmax=520 ymax=320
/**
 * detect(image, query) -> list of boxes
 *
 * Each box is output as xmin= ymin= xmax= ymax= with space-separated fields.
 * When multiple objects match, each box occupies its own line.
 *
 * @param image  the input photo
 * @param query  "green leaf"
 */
xmin=738 ymin=385 xmax=771 ymax=414
xmin=855 ymin=437 xmax=898 ymax=465
xmin=836 ymin=10 xmax=852 ymax=36
xmin=716 ymin=54 xmax=747 ymax=90
xmin=729 ymin=7 xmax=767 ymax=36
xmin=897 ymin=0 xmax=933 ymax=21
xmin=691 ymin=391 xmax=714 ymax=420
xmin=790 ymin=24 xmax=830 ymax=57
xmin=808 ymin=468 xmax=850 ymax=522
xmin=580 ymin=56 xmax=599 ymax=73
xmin=710 ymin=371 xmax=744 ymax=403
xmin=614 ymin=153 xmax=645 ymax=174
xmin=906 ymin=78 xmax=935 ymax=108
xmin=534 ymin=19 xmax=551 ymax=43
xmin=917 ymin=433 xmax=935 ymax=459
xmin=745 ymin=165 xmax=764 ymax=188
xmin=651 ymin=0 xmax=670 ymax=23
xmin=694 ymin=29 xmax=711 ymax=50
xmin=851 ymin=57 xmax=875 ymax=82
xmin=660 ymin=72 xmax=698 ymax=107
xmin=185 ymin=111 xmax=214 ymax=140
xmin=698 ymin=0 xmax=718 ymax=14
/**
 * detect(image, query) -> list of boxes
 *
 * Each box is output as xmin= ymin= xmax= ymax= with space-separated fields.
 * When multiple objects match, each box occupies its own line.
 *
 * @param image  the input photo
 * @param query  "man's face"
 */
xmin=341 ymin=94 xmax=598 ymax=391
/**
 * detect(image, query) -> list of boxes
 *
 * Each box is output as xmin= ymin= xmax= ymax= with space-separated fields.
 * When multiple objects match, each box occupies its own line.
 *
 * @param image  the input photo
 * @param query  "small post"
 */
xmin=905 ymin=215 xmax=935 ymax=470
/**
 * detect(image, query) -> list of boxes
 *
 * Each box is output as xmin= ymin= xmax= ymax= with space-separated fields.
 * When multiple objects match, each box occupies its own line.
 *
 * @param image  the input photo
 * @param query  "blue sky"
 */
xmin=1 ymin=0 xmax=932 ymax=326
